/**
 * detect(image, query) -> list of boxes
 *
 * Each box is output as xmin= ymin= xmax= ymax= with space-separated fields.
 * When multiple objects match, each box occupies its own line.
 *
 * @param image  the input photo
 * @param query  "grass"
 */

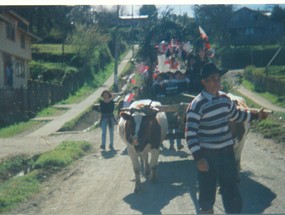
xmin=0 ymin=171 xmax=40 ymax=212
xmin=252 ymin=115 xmax=285 ymax=144
xmin=32 ymin=44 xmax=75 ymax=55
xmin=33 ymin=141 xmax=92 ymax=169
xmin=59 ymin=84 xmax=96 ymax=104
xmin=0 ymin=121 xmax=41 ymax=138
xmin=233 ymin=82 xmax=285 ymax=145
xmin=0 ymin=155 xmax=31 ymax=182
xmin=0 ymin=141 xmax=92 ymax=212
xmin=36 ymin=106 xmax=66 ymax=117
xmin=242 ymin=79 xmax=285 ymax=108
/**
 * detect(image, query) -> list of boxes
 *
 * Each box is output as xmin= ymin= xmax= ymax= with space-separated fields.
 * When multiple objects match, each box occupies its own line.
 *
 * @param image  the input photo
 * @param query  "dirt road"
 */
xmin=10 ymin=126 xmax=285 ymax=214
xmin=7 ymin=69 xmax=285 ymax=214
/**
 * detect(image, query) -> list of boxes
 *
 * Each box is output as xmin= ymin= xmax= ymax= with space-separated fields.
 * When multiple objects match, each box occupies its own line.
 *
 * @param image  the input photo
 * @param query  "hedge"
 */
xmin=218 ymin=45 xmax=285 ymax=69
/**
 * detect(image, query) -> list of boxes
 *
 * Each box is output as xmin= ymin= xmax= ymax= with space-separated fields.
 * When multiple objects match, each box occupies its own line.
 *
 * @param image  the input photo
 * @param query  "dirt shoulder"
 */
xmin=224 ymin=69 xmax=285 ymax=113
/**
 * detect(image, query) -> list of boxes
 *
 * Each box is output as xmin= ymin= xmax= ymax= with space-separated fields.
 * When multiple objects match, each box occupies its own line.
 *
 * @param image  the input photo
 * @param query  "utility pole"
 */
xmin=113 ymin=5 xmax=119 ymax=92
xmin=266 ymin=46 xmax=282 ymax=77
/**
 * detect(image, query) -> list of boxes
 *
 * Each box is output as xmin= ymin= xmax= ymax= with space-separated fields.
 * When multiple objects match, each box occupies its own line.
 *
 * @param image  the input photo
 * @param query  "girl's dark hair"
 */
xmin=101 ymin=90 xmax=112 ymax=98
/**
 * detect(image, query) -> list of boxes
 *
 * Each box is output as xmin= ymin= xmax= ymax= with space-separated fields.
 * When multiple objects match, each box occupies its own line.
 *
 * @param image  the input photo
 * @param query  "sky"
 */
xmin=121 ymin=4 xmax=284 ymax=17
xmin=1 ymin=0 xmax=284 ymax=18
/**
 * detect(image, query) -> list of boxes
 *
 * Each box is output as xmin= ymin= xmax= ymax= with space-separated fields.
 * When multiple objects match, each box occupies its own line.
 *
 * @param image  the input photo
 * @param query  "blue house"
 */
xmin=228 ymin=7 xmax=285 ymax=45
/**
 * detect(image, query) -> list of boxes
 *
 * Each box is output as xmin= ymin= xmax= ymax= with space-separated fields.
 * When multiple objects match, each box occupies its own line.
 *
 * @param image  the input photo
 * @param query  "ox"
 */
xmin=118 ymin=99 xmax=168 ymax=193
xmin=227 ymin=93 xmax=251 ymax=174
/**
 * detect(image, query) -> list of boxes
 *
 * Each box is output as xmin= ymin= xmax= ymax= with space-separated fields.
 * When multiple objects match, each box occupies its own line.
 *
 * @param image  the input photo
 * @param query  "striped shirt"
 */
xmin=185 ymin=90 xmax=252 ymax=161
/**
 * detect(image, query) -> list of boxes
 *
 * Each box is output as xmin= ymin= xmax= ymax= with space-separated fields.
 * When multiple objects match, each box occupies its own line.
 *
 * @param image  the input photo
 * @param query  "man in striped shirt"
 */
xmin=185 ymin=63 xmax=268 ymax=214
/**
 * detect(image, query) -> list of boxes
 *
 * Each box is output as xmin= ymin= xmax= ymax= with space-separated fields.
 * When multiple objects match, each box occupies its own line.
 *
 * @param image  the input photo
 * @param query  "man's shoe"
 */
xmin=100 ymin=145 xmax=105 ymax=150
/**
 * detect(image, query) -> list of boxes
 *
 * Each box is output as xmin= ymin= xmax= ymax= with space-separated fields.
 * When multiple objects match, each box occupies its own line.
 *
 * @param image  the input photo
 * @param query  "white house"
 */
xmin=0 ymin=10 xmax=40 ymax=89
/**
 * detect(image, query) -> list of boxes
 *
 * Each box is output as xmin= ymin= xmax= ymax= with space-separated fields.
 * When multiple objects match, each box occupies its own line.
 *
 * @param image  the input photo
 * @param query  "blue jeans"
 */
xmin=101 ymin=118 xmax=114 ymax=147
xmin=198 ymin=146 xmax=242 ymax=213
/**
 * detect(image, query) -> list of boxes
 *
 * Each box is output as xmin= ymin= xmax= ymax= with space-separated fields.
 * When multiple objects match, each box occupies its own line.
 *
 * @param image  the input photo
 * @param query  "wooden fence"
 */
xmin=0 ymin=71 xmax=85 ymax=125
xmin=244 ymin=72 xmax=285 ymax=97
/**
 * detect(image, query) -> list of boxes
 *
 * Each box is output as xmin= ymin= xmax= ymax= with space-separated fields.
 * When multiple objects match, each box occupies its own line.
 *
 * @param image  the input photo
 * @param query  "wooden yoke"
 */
xmin=155 ymin=103 xmax=189 ymax=113
xmin=237 ymin=106 xmax=273 ymax=114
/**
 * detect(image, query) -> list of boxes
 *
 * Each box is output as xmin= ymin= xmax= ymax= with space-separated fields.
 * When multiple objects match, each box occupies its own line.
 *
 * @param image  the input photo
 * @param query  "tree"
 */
xmin=139 ymin=5 xmax=158 ymax=20
xmin=271 ymin=5 xmax=285 ymax=28
xmin=1 ymin=6 xmax=75 ymax=42
xmin=71 ymin=23 xmax=109 ymax=79
xmin=93 ymin=6 xmax=118 ymax=32
xmin=194 ymin=4 xmax=234 ymax=46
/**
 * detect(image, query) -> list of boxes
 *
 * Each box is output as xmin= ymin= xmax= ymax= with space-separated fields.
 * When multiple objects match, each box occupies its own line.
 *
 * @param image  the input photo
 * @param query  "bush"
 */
xmin=218 ymin=45 xmax=285 ymax=69
xmin=244 ymin=66 xmax=285 ymax=96
xmin=29 ymin=61 xmax=78 ymax=84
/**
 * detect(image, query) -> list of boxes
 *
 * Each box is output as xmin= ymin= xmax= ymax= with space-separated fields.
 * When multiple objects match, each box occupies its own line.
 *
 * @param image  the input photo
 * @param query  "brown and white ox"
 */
xmin=118 ymin=99 xmax=168 ymax=193
xmin=227 ymin=93 xmax=251 ymax=173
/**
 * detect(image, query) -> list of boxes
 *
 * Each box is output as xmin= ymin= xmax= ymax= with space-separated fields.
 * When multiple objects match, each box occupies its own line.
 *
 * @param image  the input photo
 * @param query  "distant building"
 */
xmin=0 ymin=10 xmax=40 ymax=89
xmin=228 ymin=7 xmax=285 ymax=45
xmin=118 ymin=15 xmax=148 ymax=27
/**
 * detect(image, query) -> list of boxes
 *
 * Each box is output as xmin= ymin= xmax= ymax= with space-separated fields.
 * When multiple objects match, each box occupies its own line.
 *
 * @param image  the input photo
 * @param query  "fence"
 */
xmin=244 ymin=71 xmax=285 ymax=97
xmin=0 ymin=71 xmax=85 ymax=126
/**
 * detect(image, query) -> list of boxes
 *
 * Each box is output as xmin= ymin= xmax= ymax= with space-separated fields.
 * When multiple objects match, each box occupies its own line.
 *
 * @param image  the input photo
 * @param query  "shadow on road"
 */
xmin=123 ymin=159 xmax=199 ymax=214
xmin=160 ymin=147 xmax=190 ymax=158
xmin=240 ymin=171 xmax=276 ymax=213
xmin=100 ymin=150 xmax=118 ymax=159
xmin=123 ymin=161 xmax=276 ymax=214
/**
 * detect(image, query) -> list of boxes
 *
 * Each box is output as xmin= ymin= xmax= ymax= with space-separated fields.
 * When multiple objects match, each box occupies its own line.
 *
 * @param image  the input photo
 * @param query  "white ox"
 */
xmin=227 ymin=93 xmax=251 ymax=173
xmin=118 ymin=99 xmax=168 ymax=193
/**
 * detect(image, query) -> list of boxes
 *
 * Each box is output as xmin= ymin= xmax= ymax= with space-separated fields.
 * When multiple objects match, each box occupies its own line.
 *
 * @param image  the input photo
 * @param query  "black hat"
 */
xmin=201 ymin=63 xmax=221 ymax=79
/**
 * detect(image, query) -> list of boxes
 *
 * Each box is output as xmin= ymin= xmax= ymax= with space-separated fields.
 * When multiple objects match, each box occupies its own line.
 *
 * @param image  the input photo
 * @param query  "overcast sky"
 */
xmin=2 ymin=1 xmax=285 ymax=17
xmin=122 ymin=4 xmax=285 ymax=17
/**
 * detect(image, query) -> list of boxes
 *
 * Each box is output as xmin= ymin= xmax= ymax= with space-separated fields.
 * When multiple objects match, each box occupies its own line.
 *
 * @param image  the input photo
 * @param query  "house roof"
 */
xmin=8 ymin=10 xmax=30 ymax=25
xmin=229 ymin=6 xmax=282 ymax=29
xmin=0 ymin=10 xmax=41 ymax=41
xmin=18 ymin=28 xmax=42 ymax=41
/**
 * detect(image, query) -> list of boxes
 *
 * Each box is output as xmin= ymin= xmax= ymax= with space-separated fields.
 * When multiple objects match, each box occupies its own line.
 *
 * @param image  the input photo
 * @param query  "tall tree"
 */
xmin=1 ymin=6 xmax=74 ymax=42
xmin=271 ymin=5 xmax=285 ymax=28
xmin=139 ymin=5 xmax=158 ymax=20
xmin=194 ymin=4 xmax=233 ymax=46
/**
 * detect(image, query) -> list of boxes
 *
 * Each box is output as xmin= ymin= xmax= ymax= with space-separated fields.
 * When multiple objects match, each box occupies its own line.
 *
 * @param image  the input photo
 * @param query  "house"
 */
xmin=0 ymin=10 xmax=40 ymax=89
xmin=228 ymin=7 xmax=285 ymax=45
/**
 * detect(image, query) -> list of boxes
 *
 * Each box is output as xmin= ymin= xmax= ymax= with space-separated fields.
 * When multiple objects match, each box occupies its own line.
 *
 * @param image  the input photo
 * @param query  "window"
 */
xmin=6 ymin=22 xmax=15 ymax=41
xmin=250 ymin=14 xmax=259 ymax=21
xmin=271 ymin=26 xmax=278 ymax=33
xmin=246 ymin=27 xmax=254 ymax=35
xmin=15 ymin=58 xmax=25 ymax=78
xmin=232 ymin=14 xmax=240 ymax=21
xmin=20 ymin=34 xmax=26 ymax=49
